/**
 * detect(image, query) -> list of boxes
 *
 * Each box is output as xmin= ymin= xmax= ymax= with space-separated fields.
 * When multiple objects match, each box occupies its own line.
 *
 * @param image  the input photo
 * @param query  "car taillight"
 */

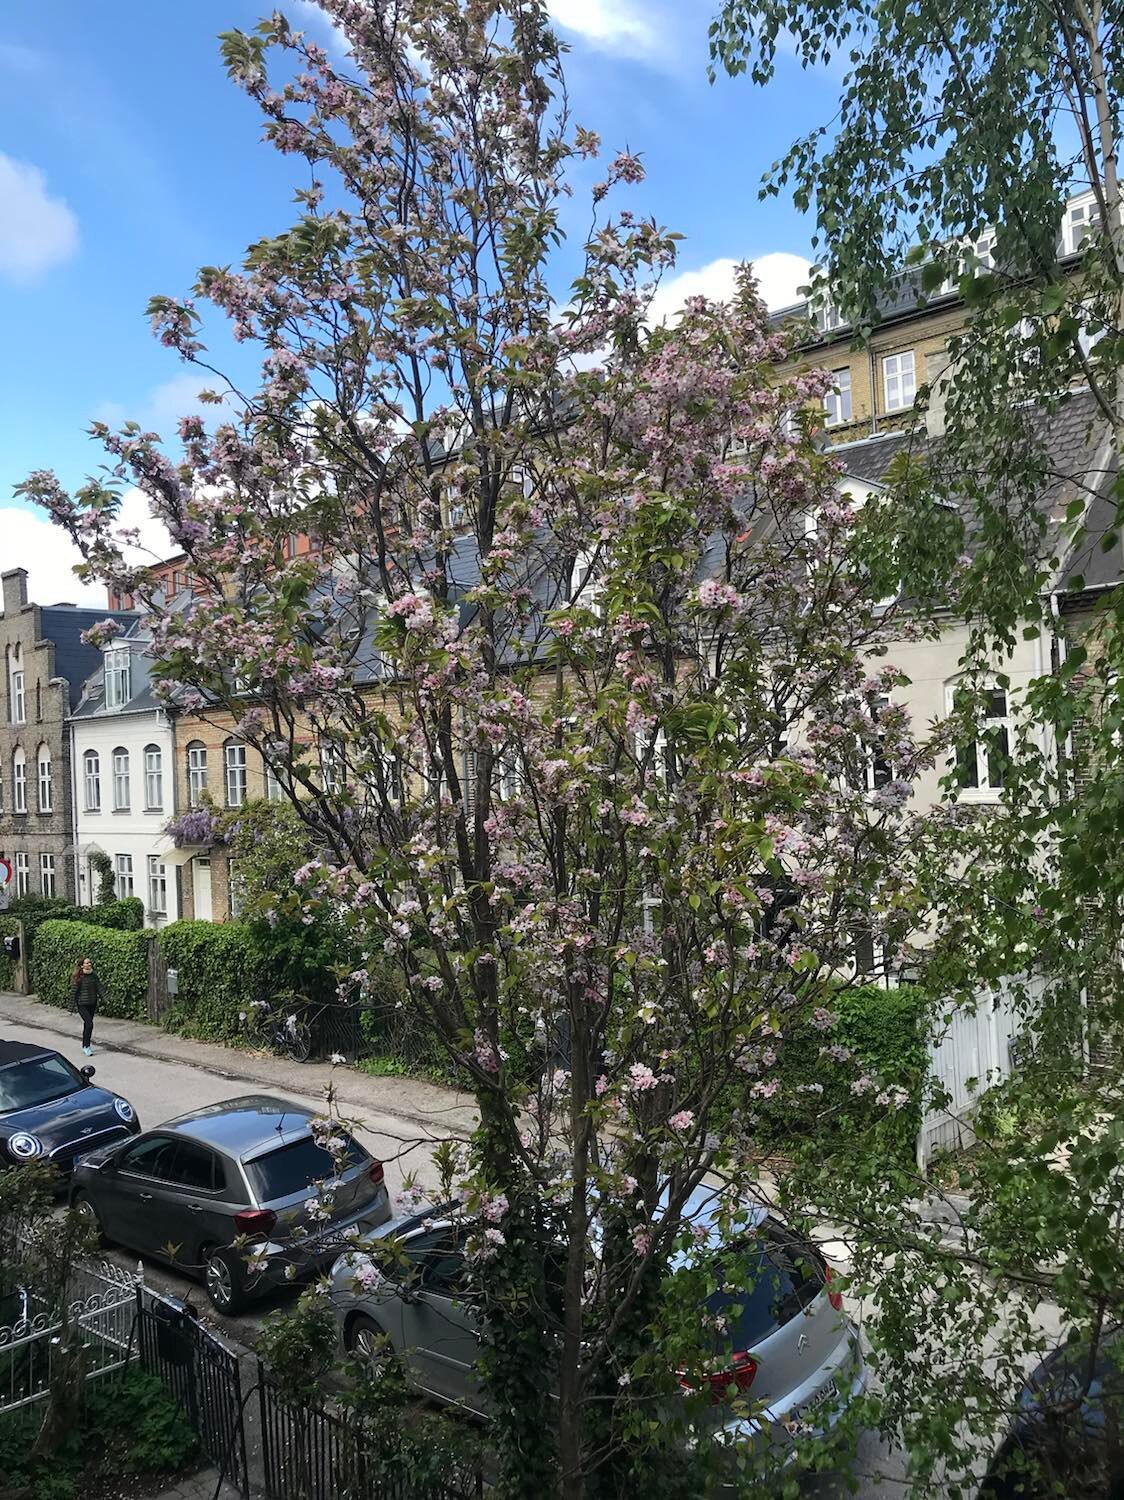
xmin=233 ymin=1208 xmax=277 ymax=1239
xmin=679 ymin=1351 xmax=758 ymax=1405
xmin=368 ymin=1161 xmax=385 ymax=1188
xmin=825 ymin=1264 xmax=843 ymax=1312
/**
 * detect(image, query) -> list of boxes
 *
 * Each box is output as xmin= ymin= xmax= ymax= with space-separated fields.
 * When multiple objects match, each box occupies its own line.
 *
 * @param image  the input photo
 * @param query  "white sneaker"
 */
xmin=82 ymin=1046 xmax=93 ymax=1056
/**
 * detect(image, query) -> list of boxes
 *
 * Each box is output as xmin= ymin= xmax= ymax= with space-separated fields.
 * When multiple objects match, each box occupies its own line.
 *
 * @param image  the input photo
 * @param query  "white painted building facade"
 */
xmin=70 ymin=631 xmax=180 ymax=926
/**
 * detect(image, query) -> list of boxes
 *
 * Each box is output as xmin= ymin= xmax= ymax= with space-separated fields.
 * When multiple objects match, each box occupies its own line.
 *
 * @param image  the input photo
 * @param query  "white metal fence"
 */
xmin=916 ymin=975 xmax=1043 ymax=1172
xmin=0 ymin=1257 xmax=143 ymax=1414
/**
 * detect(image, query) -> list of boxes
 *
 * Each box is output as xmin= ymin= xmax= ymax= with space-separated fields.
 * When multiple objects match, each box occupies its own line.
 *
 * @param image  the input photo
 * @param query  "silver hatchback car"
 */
xmin=330 ymin=1185 xmax=864 ymax=1462
xmin=71 ymin=1095 xmax=392 ymax=1313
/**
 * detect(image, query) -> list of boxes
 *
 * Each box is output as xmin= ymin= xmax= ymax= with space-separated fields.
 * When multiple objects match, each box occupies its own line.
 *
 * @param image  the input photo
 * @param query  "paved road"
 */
xmin=2 ymin=1005 xmax=1066 ymax=1497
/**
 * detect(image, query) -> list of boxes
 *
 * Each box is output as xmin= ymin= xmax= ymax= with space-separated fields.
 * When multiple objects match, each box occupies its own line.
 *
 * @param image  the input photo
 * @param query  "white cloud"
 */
xmin=548 ymin=0 xmax=659 ymax=57
xmin=647 ymin=252 xmax=812 ymax=325
xmin=0 ymin=490 xmax=175 ymax=609
xmin=0 ymin=153 xmax=78 ymax=284
xmin=287 ymin=1 xmax=352 ymax=58
xmin=94 ymin=372 xmax=233 ymax=442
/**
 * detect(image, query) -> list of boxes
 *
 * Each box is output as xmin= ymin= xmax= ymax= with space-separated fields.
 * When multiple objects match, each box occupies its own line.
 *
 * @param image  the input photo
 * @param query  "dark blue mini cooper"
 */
xmin=0 ymin=1040 xmax=140 ymax=1174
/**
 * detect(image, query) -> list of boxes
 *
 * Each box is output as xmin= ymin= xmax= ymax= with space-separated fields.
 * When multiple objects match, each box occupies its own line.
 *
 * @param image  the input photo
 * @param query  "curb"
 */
xmin=0 ymin=991 xmax=476 ymax=1141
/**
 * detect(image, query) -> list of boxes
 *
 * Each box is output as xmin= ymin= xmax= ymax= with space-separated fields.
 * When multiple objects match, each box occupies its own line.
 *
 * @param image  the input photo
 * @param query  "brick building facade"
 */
xmin=0 ymin=569 xmax=134 ymax=904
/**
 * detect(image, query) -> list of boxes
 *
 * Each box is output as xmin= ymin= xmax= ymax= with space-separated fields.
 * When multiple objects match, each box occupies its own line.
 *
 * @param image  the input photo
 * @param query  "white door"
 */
xmin=192 ymin=858 xmax=213 ymax=921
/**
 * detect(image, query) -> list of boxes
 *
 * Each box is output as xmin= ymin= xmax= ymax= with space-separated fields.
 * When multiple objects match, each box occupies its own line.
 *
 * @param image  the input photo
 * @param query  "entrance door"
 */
xmin=192 ymin=858 xmax=213 ymax=921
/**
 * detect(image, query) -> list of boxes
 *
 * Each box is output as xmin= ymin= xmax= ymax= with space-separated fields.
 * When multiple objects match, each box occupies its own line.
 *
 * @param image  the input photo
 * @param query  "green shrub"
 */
xmin=748 ymin=982 xmax=928 ymax=1166
xmin=85 ymin=896 xmax=145 ymax=931
xmin=30 ymin=919 xmax=149 ymax=1021
xmin=158 ymin=920 xmax=269 ymax=1042
xmin=0 ymin=914 xmax=18 ymax=991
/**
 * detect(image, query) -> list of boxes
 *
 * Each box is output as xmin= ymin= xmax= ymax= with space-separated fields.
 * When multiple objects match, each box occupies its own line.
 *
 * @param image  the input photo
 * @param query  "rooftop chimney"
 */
xmin=2 ymin=569 xmax=29 ymax=614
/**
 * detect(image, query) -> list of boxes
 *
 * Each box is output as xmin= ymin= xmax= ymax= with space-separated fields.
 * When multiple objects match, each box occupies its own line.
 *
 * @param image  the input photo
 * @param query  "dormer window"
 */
xmin=812 ymin=293 xmax=843 ymax=335
xmin=104 ymin=648 xmax=131 ymax=710
xmin=570 ymin=548 xmax=603 ymax=614
xmin=1063 ymin=192 xmax=1101 ymax=256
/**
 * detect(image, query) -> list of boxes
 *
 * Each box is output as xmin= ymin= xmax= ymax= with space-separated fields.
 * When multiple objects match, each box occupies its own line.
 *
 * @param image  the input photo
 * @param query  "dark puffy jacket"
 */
xmin=71 ymin=971 xmax=103 ymax=1010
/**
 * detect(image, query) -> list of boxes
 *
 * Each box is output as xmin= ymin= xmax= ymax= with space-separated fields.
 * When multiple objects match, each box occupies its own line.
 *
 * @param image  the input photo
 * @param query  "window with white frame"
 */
xmin=495 ymin=746 xmax=522 ymax=801
xmin=14 ymin=852 xmax=29 ymax=897
xmin=811 ymin=289 xmax=844 ymax=334
xmin=37 ymin=745 xmax=52 ymax=812
xmin=9 ymin=653 xmax=24 ymax=725
xmin=229 ymin=861 xmax=243 ymax=920
xmin=112 ymin=748 xmax=130 ymax=811
xmin=40 ymin=853 xmax=55 ymax=898
xmin=858 ymin=696 xmax=894 ymax=792
xmin=882 ymin=351 xmax=916 ymax=412
xmin=320 ymin=738 xmax=344 ymax=794
xmin=115 ymin=853 xmax=134 ymax=898
xmin=12 ymin=749 xmax=26 ymax=813
xmin=1063 ymin=192 xmax=1101 ymax=256
xmin=84 ymin=750 xmax=101 ymax=812
xmin=187 ymin=742 xmax=208 ymax=807
xmin=823 ymin=367 xmax=853 ymax=427
xmin=264 ymin=750 xmax=284 ymax=803
xmin=143 ymin=744 xmax=163 ymax=810
xmin=147 ymin=855 xmax=167 ymax=916
xmin=224 ymin=740 xmax=247 ymax=807
xmin=570 ymin=548 xmax=603 ymax=612
xmin=953 ymin=685 xmax=1012 ymax=792
xmin=104 ymin=649 xmax=131 ymax=709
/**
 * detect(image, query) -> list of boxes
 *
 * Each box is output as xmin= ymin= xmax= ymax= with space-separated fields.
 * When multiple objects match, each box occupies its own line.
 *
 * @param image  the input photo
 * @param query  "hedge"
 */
xmin=30 ymin=919 xmax=150 ymax=1021
xmin=158 ymin=920 xmax=270 ymax=1042
xmin=746 ymin=982 xmax=929 ymax=1166
xmin=6 ymin=894 xmax=145 ymax=969
xmin=0 ymin=915 xmax=17 ymax=991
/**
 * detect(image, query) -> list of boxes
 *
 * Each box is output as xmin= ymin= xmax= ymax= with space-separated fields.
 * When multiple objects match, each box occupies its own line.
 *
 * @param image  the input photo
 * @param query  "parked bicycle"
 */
xmin=243 ymin=992 xmax=318 ymax=1063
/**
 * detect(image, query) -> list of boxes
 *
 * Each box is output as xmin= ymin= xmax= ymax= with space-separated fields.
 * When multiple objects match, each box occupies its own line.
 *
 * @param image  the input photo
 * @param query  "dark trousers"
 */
xmin=77 ymin=1005 xmax=96 ymax=1048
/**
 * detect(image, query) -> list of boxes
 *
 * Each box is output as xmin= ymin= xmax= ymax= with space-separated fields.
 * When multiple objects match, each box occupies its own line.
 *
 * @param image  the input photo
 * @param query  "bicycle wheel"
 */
xmin=284 ymin=1021 xmax=312 ymax=1063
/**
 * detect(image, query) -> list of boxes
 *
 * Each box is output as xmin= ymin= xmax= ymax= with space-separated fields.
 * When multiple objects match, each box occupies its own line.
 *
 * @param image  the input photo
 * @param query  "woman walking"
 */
xmin=71 ymin=956 xmax=102 ymax=1056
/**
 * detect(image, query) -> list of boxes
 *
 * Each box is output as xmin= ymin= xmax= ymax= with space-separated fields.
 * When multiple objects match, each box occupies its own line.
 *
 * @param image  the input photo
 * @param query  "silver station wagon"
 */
xmin=330 ymin=1184 xmax=864 ymax=1465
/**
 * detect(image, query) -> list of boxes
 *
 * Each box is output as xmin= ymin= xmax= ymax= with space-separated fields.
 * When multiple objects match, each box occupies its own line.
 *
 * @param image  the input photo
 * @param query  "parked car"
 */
xmin=329 ymin=1184 xmax=864 ymax=1467
xmin=978 ymin=1333 xmax=1124 ymax=1499
xmin=69 ymin=1094 xmax=392 ymax=1314
xmin=0 ymin=1040 xmax=140 ymax=1174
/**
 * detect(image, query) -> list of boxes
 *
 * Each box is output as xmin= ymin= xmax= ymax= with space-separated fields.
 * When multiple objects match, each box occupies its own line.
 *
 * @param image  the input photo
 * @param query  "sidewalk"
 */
xmin=0 ymin=990 xmax=479 ymax=1142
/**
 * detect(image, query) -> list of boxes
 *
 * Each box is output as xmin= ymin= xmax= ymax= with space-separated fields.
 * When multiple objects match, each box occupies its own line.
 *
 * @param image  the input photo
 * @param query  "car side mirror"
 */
xmin=80 ymin=1065 xmax=95 ymax=1081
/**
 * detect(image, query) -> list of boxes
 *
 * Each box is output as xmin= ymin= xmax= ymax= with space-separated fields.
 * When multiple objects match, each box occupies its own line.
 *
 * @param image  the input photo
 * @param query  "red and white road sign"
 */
xmin=0 ymin=858 xmax=11 ymax=891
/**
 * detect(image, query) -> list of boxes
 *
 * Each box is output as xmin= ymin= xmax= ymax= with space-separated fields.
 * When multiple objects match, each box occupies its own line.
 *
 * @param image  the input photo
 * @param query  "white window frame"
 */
xmin=36 ymin=746 xmax=52 ymax=812
xmin=882 ymin=351 xmax=916 ymax=412
xmin=104 ymin=648 xmax=131 ymax=710
xmin=39 ymin=852 xmax=55 ymax=899
xmin=320 ymin=738 xmax=344 ymax=794
xmin=187 ymin=742 xmax=208 ymax=807
xmin=860 ymin=695 xmax=894 ymax=793
xmin=14 ymin=852 xmax=29 ymax=897
xmin=143 ymin=744 xmax=163 ymax=811
xmin=1063 ymin=191 xmax=1100 ymax=256
xmin=112 ymin=747 xmax=130 ymax=811
xmin=570 ymin=548 xmax=603 ymax=614
xmin=264 ymin=751 xmax=284 ymax=803
xmin=12 ymin=749 xmax=26 ymax=814
xmin=823 ymin=366 xmax=853 ymax=427
xmin=115 ymin=853 xmax=134 ymax=898
xmin=224 ymin=741 xmax=247 ymax=808
xmin=9 ymin=668 xmax=24 ymax=725
xmin=812 ymin=292 xmax=844 ymax=335
xmin=949 ymin=683 xmax=1013 ymax=797
xmin=147 ymin=854 xmax=167 ymax=916
xmin=84 ymin=749 xmax=101 ymax=813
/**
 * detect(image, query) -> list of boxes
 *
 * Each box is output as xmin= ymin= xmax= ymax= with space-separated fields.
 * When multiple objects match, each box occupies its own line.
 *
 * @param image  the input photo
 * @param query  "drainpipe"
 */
xmin=1050 ymin=589 xmax=1090 ymax=1071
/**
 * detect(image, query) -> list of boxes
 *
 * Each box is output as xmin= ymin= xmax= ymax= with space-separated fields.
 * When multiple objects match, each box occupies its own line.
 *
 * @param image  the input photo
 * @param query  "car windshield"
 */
xmin=245 ymin=1133 xmax=367 ymax=1202
xmin=0 ymin=1054 xmax=83 ymax=1113
xmin=702 ymin=1224 xmax=825 ymax=1350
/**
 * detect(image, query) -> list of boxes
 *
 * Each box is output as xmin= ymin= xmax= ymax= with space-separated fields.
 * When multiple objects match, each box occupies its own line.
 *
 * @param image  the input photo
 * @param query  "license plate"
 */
xmin=791 ymin=1376 xmax=839 ymax=1428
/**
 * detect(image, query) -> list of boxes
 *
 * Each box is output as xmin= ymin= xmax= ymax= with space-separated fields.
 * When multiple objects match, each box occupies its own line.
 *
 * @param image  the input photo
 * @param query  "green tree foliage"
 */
xmin=90 ymin=850 xmax=116 ymax=905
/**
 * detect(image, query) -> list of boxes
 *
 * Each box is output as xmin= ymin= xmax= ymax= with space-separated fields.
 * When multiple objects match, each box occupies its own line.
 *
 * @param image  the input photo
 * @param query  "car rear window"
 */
xmin=704 ymin=1223 xmax=825 ymax=1349
xmin=244 ymin=1133 xmax=367 ymax=1202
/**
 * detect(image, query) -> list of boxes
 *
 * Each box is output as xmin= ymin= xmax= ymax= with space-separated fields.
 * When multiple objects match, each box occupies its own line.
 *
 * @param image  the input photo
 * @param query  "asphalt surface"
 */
xmin=1 ymin=1002 xmax=1067 ymax=1497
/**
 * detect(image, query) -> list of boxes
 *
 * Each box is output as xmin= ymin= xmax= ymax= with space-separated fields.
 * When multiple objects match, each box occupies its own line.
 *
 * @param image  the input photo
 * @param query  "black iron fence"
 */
xmin=137 ymin=1296 xmax=249 ymax=1497
xmin=258 ymin=1366 xmax=484 ymax=1500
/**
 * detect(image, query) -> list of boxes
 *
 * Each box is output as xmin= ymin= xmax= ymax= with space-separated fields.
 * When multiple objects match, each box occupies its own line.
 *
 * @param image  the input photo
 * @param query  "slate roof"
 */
xmin=34 ymin=606 xmax=138 ymax=712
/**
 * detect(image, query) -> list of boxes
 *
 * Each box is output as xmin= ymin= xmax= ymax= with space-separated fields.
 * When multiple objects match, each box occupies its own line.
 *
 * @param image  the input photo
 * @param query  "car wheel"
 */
xmin=72 ymin=1191 xmax=108 ymax=1247
xmin=347 ymin=1313 xmax=390 ymax=1365
xmin=204 ymin=1247 xmax=248 ymax=1316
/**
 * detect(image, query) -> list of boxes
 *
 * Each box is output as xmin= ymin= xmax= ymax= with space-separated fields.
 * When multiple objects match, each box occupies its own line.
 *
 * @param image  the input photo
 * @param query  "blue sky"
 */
xmin=0 ymin=0 xmax=842 ymax=603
